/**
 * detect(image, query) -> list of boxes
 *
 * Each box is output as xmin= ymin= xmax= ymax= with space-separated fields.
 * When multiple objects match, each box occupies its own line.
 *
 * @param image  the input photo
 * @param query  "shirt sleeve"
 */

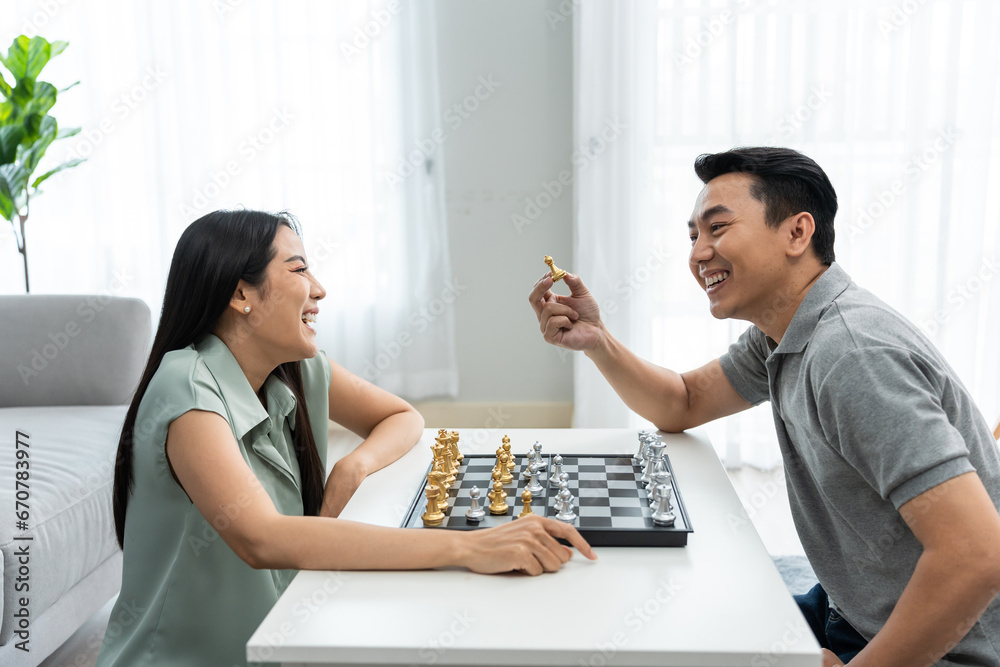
xmin=139 ymin=351 xmax=230 ymax=470
xmin=719 ymin=325 xmax=771 ymax=406
xmin=815 ymin=346 xmax=975 ymax=509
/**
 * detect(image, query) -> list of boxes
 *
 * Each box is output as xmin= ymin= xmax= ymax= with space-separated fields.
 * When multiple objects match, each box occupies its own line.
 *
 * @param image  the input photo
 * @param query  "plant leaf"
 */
xmin=0 ymin=164 xmax=28 ymax=219
xmin=2 ymin=36 xmax=30 ymax=80
xmin=0 ymin=70 xmax=10 ymax=98
xmin=59 ymin=80 xmax=80 ymax=93
xmin=24 ymin=37 xmax=52 ymax=82
xmin=0 ymin=169 xmax=15 ymax=221
xmin=50 ymin=41 xmax=68 ymax=58
xmin=1 ymin=162 xmax=28 ymax=200
xmin=31 ymin=157 xmax=84 ymax=188
xmin=0 ymin=124 xmax=26 ymax=164
xmin=22 ymin=81 xmax=57 ymax=138
xmin=11 ymin=78 xmax=34 ymax=109
xmin=21 ymin=115 xmax=57 ymax=172
xmin=27 ymin=81 xmax=56 ymax=115
xmin=56 ymin=126 xmax=80 ymax=139
xmin=0 ymin=101 xmax=14 ymax=123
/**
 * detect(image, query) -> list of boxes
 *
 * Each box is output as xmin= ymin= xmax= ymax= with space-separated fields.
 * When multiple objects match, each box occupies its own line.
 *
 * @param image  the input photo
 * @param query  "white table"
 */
xmin=248 ymin=428 xmax=820 ymax=666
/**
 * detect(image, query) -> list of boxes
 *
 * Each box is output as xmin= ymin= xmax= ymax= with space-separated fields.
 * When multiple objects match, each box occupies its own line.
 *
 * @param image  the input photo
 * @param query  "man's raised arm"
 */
xmin=528 ymin=272 xmax=752 ymax=431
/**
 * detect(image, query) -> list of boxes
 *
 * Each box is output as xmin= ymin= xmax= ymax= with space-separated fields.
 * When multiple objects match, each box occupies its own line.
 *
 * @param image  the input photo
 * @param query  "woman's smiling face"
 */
xmin=244 ymin=224 xmax=327 ymax=363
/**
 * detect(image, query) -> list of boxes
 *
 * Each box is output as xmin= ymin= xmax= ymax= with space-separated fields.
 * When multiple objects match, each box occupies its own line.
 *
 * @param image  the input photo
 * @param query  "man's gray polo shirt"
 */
xmin=720 ymin=262 xmax=1000 ymax=665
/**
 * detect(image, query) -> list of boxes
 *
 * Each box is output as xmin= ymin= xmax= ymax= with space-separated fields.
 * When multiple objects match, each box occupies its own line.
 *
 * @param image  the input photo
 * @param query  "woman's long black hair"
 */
xmin=112 ymin=209 xmax=326 ymax=549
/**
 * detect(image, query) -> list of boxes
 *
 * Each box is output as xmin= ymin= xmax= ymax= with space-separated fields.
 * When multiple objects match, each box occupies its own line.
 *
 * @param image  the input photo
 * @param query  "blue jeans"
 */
xmin=794 ymin=583 xmax=869 ymax=662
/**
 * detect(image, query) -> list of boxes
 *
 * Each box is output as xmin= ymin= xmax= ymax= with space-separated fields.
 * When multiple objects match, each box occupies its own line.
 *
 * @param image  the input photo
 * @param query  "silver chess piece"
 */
xmin=555 ymin=480 xmax=577 ymax=522
xmin=532 ymin=441 xmax=546 ymax=469
xmin=634 ymin=430 xmax=651 ymax=464
xmin=650 ymin=483 xmax=675 ymax=526
xmin=641 ymin=435 xmax=664 ymax=484
xmin=648 ymin=470 xmax=671 ymax=503
xmin=521 ymin=448 xmax=536 ymax=479
xmin=525 ymin=461 xmax=544 ymax=496
xmin=549 ymin=454 xmax=564 ymax=485
xmin=465 ymin=486 xmax=485 ymax=522
xmin=646 ymin=443 xmax=668 ymax=491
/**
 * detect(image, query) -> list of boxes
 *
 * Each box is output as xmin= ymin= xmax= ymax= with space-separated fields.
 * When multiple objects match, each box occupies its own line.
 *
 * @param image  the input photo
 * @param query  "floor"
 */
xmin=724 ymin=464 xmax=805 ymax=557
xmin=39 ymin=466 xmax=802 ymax=667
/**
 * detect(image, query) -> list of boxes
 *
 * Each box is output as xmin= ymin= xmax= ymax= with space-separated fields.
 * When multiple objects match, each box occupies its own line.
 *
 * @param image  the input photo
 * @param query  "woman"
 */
xmin=97 ymin=210 xmax=595 ymax=667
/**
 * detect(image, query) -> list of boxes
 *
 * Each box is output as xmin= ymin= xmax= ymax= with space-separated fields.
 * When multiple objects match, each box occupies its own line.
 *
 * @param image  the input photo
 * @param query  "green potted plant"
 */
xmin=0 ymin=35 xmax=84 ymax=292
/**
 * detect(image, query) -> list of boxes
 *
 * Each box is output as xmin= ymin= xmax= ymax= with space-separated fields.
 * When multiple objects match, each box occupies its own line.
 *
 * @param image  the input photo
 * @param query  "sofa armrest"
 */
xmin=0 ymin=295 xmax=151 ymax=407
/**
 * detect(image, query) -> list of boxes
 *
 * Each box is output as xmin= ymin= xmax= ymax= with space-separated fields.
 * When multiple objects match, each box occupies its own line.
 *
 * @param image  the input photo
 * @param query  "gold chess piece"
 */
xmin=431 ymin=435 xmax=448 ymax=480
xmin=428 ymin=470 xmax=450 ymax=512
xmin=450 ymin=430 xmax=464 ymax=464
xmin=518 ymin=489 xmax=534 ymax=518
xmin=488 ymin=480 xmax=509 ymax=515
xmin=498 ymin=452 xmax=513 ymax=485
xmin=440 ymin=443 xmax=457 ymax=483
xmin=544 ymin=255 xmax=567 ymax=282
xmin=502 ymin=437 xmax=515 ymax=474
xmin=436 ymin=430 xmax=457 ymax=475
xmin=421 ymin=485 xmax=444 ymax=526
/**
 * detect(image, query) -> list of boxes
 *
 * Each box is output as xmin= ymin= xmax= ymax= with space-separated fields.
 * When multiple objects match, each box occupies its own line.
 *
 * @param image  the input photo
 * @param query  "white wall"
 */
xmin=434 ymin=0 xmax=574 ymax=404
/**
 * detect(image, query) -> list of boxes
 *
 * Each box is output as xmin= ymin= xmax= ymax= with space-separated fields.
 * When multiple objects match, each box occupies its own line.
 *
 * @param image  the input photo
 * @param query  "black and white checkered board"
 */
xmin=401 ymin=454 xmax=693 ymax=547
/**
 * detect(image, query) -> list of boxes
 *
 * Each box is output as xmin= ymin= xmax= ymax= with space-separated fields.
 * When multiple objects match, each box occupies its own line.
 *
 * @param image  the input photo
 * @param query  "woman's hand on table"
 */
xmin=456 ymin=515 xmax=597 ymax=576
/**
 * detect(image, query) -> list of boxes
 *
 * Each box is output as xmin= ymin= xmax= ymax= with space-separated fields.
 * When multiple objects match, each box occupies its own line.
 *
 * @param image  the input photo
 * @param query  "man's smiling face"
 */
xmin=687 ymin=172 xmax=792 ymax=322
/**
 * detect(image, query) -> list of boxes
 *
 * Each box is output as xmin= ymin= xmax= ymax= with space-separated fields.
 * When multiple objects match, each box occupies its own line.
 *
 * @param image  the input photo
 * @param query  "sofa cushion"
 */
xmin=0 ymin=406 xmax=126 ymax=647
xmin=0 ymin=295 xmax=150 ymax=408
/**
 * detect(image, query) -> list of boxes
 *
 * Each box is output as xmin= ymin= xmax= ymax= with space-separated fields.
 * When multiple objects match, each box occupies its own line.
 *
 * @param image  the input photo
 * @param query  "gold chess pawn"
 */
xmin=498 ymin=452 xmax=513 ymax=485
xmin=503 ymin=437 xmax=515 ymax=474
xmin=488 ymin=480 xmax=509 ymax=515
xmin=491 ymin=446 xmax=504 ymax=480
xmin=518 ymin=489 xmax=534 ymax=518
xmin=544 ymin=255 xmax=567 ymax=282
xmin=421 ymin=485 xmax=444 ymax=526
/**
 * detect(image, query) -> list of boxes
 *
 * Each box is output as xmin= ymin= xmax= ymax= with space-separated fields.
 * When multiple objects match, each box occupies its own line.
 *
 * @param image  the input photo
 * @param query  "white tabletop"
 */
xmin=247 ymin=428 xmax=820 ymax=667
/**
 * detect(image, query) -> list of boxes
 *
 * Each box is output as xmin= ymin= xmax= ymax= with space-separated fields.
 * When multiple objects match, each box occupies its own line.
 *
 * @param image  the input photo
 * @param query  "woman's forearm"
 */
xmin=254 ymin=510 xmax=596 ymax=575
xmin=350 ymin=408 xmax=425 ymax=475
xmin=320 ymin=408 xmax=424 ymax=517
xmin=256 ymin=513 xmax=465 ymax=571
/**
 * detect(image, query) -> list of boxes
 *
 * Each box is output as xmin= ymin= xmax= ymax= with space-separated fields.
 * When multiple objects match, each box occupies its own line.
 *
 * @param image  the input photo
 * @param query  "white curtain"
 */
xmin=574 ymin=0 xmax=1000 ymax=469
xmin=0 ymin=0 xmax=458 ymax=400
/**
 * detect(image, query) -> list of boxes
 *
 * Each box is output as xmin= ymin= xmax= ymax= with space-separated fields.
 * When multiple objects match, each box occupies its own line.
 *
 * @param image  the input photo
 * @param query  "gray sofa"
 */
xmin=0 ymin=295 xmax=150 ymax=667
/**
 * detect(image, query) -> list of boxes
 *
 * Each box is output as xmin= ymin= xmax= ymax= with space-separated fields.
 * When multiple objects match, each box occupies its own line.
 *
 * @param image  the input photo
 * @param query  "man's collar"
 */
xmin=769 ymin=263 xmax=852 ymax=355
xmin=195 ymin=334 xmax=297 ymax=439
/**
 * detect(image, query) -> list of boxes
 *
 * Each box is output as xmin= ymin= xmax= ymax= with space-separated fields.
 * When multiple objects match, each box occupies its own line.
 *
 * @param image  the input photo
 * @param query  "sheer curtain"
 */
xmin=574 ymin=0 xmax=1000 ymax=468
xmin=0 ymin=0 xmax=457 ymax=399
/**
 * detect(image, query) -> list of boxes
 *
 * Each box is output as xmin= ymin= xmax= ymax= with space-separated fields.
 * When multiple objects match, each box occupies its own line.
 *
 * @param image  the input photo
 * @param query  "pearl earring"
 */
xmin=243 ymin=306 xmax=251 ymax=313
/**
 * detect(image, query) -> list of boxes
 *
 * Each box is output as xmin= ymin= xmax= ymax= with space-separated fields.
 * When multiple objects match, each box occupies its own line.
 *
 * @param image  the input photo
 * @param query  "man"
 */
xmin=528 ymin=147 xmax=1000 ymax=666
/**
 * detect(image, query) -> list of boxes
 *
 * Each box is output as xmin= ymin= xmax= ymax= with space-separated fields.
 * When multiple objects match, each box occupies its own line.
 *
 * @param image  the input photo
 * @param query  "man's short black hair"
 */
xmin=693 ymin=147 xmax=837 ymax=265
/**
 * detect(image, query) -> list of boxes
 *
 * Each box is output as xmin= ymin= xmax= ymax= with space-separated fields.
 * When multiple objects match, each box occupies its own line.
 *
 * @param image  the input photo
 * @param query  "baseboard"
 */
xmin=413 ymin=401 xmax=573 ymax=429
xmin=325 ymin=402 xmax=573 ymax=433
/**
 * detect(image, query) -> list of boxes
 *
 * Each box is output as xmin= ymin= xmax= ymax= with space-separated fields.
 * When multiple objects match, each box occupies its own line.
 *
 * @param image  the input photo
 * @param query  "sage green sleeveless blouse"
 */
xmin=97 ymin=334 xmax=330 ymax=666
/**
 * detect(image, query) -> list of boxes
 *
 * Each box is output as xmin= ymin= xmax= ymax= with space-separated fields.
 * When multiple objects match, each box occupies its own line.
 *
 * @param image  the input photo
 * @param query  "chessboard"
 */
xmin=400 ymin=448 xmax=693 ymax=547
